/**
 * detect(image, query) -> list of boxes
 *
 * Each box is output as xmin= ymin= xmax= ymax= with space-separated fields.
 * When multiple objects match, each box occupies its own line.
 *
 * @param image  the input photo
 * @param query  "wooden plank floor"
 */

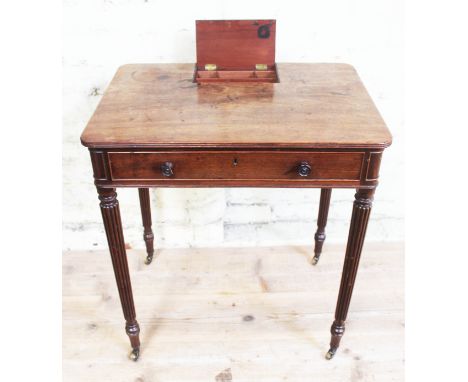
xmin=63 ymin=243 xmax=404 ymax=382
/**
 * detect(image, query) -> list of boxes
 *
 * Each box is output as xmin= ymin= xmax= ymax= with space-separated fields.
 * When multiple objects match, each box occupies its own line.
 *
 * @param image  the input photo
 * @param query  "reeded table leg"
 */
xmin=312 ymin=188 xmax=332 ymax=265
xmin=138 ymin=188 xmax=155 ymax=265
xmin=326 ymin=188 xmax=375 ymax=360
xmin=97 ymin=187 xmax=141 ymax=361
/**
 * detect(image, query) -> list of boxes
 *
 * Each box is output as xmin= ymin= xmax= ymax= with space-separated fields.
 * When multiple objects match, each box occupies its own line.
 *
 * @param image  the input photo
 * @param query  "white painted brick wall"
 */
xmin=63 ymin=0 xmax=404 ymax=250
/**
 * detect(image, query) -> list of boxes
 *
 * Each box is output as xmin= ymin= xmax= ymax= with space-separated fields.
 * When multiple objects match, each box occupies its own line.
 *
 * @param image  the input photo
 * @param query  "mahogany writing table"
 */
xmin=80 ymin=62 xmax=392 ymax=361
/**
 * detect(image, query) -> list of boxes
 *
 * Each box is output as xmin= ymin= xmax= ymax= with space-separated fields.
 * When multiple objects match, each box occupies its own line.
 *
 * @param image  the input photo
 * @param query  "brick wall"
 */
xmin=63 ymin=0 xmax=404 ymax=250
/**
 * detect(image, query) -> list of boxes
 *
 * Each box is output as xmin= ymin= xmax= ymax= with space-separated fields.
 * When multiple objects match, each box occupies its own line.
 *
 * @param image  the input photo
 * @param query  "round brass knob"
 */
xmin=160 ymin=161 xmax=174 ymax=177
xmin=298 ymin=161 xmax=312 ymax=177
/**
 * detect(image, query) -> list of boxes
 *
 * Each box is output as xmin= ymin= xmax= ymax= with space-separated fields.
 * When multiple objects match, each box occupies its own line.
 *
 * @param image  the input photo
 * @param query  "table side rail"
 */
xmin=89 ymin=149 xmax=382 ymax=188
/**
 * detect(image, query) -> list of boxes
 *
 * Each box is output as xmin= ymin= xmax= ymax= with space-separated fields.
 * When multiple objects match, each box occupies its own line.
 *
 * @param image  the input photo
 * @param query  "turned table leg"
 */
xmin=312 ymin=188 xmax=332 ymax=265
xmin=138 ymin=188 xmax=155 ymax=265
xmin=97 ymin=187 xmax=141 ymax=361
xmin=326 ymin=188 xmax=375 ymax=360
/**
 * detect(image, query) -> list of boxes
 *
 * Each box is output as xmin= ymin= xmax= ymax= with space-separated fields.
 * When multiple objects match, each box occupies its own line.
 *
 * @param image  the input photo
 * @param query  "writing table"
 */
xmin=80 ymin=62 xmax=392 ymax=361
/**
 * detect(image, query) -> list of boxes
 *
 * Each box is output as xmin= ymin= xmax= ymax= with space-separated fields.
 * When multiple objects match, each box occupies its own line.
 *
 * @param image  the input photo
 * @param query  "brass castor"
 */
xmin=311 ymin=255 xmax=320 ymax=265
xmin=325 ymin=347 xmax=337 ymax=360
xmin=145 ymin=252 xmax=154 ymax=265
xmin=129 ymin=347 xmax=140 ymax=361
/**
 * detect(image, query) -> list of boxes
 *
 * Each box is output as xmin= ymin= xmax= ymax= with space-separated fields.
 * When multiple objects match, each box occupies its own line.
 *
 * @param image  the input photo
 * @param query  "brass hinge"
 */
xmin=204 ymin=64 xmax=217 ymax=71
xmin=255 ymin=64 xmax=268 ymax=70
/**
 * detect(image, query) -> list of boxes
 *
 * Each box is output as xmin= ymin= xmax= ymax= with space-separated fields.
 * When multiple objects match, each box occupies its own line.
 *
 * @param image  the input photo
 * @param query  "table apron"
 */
xmin=90 ymin=149 xmax=382 ymax=189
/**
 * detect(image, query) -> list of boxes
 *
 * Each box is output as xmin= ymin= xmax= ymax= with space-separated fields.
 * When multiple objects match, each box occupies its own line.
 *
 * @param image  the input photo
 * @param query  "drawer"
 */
xmin=108 ymin=151 xmax=365 ymax=182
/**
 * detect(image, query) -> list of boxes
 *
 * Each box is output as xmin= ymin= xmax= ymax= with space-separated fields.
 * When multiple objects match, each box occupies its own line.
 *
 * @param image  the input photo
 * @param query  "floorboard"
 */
xmin=63 ymin=243 xmax=404 ymax=382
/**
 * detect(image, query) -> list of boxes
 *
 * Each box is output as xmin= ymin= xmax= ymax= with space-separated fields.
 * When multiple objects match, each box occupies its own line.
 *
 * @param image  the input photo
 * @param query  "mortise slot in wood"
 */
xmin=194 ymin=68 xmax=279 ymax=83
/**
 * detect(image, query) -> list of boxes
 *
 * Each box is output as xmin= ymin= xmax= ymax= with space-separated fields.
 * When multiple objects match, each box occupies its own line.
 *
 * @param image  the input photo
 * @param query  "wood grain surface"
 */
xmin=196 ymin=20 xmax=276 ymax=70
xmin=80 ymin=63 xmax=392 ymax=149
xmin=63 ymin=243 xmax=404 ymax=381
xmin=107 ymin=151 xmax=364 ymax=181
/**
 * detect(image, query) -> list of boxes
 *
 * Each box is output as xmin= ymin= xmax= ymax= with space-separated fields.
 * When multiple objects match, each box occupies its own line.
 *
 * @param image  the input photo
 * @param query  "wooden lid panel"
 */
xmin=196 ymin=20 xmax=276 ymax=70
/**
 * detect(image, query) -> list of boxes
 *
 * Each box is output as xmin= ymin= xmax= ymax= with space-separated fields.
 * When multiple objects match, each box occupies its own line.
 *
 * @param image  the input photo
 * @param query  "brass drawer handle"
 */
xmin=298 ymin=161 xmax=312 ymax=177
xmin=160 ymin=161 xmax=174 ymax=177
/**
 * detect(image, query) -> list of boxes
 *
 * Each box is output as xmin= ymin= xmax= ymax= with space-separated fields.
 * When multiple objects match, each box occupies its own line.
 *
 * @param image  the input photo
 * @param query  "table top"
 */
xmin=81 ymin=63 xmax=391 ymax=150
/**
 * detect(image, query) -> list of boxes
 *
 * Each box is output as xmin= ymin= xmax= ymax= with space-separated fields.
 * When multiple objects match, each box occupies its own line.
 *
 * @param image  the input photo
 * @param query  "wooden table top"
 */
xmin=81 ymin=63 xmax=391 ymax=150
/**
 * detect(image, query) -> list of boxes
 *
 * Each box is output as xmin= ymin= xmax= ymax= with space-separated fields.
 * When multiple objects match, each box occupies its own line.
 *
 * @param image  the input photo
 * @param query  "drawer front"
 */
xmin=108 ymin=151 xmax=365 ymax=182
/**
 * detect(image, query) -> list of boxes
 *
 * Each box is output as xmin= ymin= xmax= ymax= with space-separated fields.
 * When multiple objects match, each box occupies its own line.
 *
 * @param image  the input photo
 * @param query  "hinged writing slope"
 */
xmin=194 ymin=19 xmax=279 ymax=83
